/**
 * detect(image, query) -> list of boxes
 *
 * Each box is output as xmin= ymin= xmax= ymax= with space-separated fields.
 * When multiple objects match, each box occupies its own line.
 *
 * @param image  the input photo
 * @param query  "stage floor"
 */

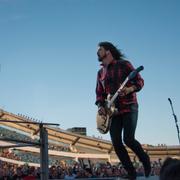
xmin=115 ymin=176 xmax=158 ymax=180
xmin=70 ymin=176 xmax=159 ymax=180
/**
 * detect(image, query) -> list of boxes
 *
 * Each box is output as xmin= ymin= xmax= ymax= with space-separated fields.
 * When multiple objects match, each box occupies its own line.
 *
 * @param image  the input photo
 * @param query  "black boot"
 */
xmin=121 ymin=170 xmax=137 ymax=180
xmin=142 ymin=153 xmax=151 ymax=177
xmin=121 ymin=174 xmax=136 ymax=180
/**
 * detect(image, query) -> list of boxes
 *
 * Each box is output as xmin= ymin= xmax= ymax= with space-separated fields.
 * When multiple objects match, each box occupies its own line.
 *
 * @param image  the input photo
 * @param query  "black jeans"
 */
xmin=110 ymin=105 xmax=148 ymax=174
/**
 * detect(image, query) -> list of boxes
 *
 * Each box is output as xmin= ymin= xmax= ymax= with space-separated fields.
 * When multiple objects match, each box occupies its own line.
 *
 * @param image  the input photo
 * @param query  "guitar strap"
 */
xmin=99 ymin=66 xmax=107 ymax=91
xmin=113 ymin=61 xmax=121 ymax=94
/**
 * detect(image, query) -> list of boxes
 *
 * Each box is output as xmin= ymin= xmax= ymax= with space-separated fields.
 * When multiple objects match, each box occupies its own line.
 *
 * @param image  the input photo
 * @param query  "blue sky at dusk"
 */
xmin=0 ymin=0 xmax=180 ymax=145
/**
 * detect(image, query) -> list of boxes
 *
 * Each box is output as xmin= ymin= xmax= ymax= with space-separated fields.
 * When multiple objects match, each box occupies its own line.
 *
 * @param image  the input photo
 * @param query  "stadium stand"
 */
xmin=0 ymin=109 xmax=180 ymax=179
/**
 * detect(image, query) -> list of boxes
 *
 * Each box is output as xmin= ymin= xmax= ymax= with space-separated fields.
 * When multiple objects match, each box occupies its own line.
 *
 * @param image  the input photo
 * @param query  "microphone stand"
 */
xmin=168 ymin=98 xmax=180 ymax=145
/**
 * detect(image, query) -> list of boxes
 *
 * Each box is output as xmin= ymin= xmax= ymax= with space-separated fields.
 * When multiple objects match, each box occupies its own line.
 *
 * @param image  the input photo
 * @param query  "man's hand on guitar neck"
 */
xmin=118 ymin=85 xmax=137 ymax=96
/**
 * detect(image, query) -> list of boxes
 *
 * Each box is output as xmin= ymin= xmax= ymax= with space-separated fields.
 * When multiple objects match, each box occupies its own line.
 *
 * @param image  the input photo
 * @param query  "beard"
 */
xmin=98 ymin=53 xmax=107 ymax=62
xmin=98 ymin=56 xmax=102 ymax=62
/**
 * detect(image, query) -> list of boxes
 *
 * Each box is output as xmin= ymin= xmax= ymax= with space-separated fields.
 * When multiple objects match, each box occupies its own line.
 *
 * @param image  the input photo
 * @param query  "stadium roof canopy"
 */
xmin=0 ymin=109 xmax=180 ymax=160
xmin=0 ymin=109 xmax=114 ymax=154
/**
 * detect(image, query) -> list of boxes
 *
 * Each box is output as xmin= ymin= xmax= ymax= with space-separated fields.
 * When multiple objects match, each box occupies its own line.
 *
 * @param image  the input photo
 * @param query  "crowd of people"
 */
xmin=1 ymin=154 xmax=180 ymax=179
xmin=0 ymin=157 xmax=180 ymax=179
xmin=0 ymin=126 xmax=180 ymax=179
xmin=0 ymin=158 xmax=162 ymax=179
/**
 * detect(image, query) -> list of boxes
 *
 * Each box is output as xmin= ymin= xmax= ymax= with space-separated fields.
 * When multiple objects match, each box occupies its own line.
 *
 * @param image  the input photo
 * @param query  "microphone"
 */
xmin=168 ymin=97 xmax=180 ymax=144
xmin=168 ymin=98 xmax=172 ymax=105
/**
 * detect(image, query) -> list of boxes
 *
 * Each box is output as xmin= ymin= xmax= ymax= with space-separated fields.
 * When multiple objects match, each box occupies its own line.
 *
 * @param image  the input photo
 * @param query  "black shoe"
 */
xmin=143 ymin=154 xmax=151 ymax=177
xmin=121 ymin=172 xmax=137 ymax=180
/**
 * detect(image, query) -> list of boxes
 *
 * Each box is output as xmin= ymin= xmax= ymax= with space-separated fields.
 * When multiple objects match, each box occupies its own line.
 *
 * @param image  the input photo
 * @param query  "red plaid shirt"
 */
xmin=95 ymin=60 xmax=144 ymax=114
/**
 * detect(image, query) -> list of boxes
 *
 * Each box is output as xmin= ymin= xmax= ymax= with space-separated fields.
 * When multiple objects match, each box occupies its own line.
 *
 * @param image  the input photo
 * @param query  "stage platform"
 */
xmin=64 ymin=176 xmax=159 ymax=180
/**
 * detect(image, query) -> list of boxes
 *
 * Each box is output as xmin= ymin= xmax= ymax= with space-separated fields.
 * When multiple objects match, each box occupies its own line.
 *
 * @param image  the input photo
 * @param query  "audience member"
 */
xmin=160 ymin=157 xmax=180 ymax=180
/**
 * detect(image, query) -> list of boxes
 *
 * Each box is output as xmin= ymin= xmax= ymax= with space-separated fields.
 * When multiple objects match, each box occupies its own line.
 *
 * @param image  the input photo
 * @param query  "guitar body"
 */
xmin=96 ymin=95 xmax=116 ymax=134
xmin=96 ymin=111 xmax=112 ymax=134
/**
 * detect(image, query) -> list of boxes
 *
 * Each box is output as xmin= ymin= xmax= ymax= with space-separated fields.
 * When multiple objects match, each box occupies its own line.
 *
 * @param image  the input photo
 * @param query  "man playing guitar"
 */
xmin=95 ymin=41 xmax=151 ymax=180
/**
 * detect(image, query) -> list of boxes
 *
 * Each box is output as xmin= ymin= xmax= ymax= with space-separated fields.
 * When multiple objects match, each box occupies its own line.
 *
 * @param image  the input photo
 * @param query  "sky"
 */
xmin=0 ymin=0 xmax=180 ymax=146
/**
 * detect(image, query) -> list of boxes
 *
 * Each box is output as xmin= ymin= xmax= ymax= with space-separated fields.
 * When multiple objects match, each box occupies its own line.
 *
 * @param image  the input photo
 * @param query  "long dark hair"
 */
xmin=98 ymin=41 xmax=124 ymax=60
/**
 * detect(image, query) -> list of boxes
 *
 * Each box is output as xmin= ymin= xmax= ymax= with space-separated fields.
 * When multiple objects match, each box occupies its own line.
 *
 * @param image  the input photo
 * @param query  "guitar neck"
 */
xmin=108 ymin=78 xmax=129 ymax=108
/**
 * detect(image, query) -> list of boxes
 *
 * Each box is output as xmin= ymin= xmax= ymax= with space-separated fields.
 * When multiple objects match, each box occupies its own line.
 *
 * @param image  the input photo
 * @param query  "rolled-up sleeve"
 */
xmin=126 ymin=61 xmax=144 ymax=92
xmin=134 ymin=73 xmax=144 ymax=92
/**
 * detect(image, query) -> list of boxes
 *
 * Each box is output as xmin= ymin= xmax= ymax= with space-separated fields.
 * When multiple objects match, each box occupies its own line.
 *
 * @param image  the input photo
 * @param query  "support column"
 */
xmin=40 ymin=124 xmax=49 ymax=180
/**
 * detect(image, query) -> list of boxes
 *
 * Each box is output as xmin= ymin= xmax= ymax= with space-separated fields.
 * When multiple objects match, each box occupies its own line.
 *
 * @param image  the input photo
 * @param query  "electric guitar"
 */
xmin=96 ymin=66 xmax=144 ymax=134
